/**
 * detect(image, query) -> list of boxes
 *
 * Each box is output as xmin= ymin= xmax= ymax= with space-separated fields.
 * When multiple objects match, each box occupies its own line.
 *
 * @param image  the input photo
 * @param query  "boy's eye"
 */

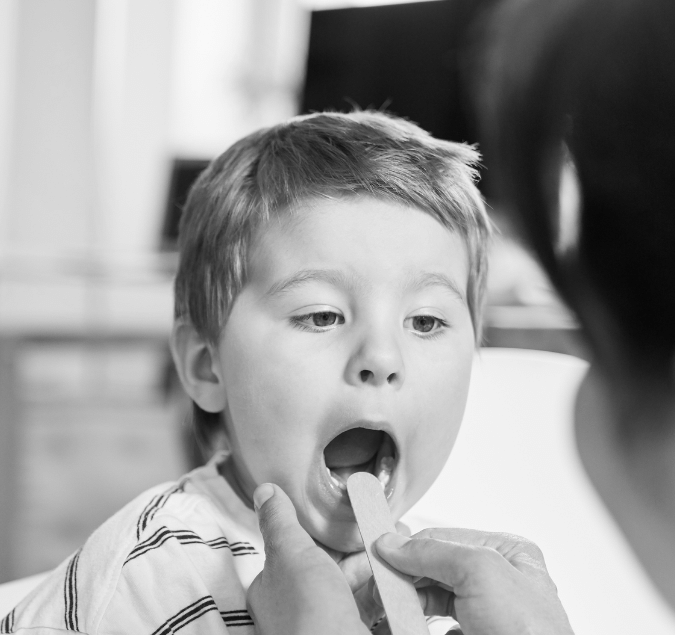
xmin=312 ymin=311 xmax=340 ymax=327
xmin=292 ymin=311 xmax=345 ymax=332
xmin=404 ymin=314 xmax=448 ymax=336
xmin=411 ymin=315 xmax=435 ymax=333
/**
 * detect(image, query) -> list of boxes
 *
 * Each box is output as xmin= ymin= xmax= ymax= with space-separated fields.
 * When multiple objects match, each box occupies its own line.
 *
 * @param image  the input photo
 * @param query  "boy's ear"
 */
xmin=171 ymin=321 xmax=227 ymax=413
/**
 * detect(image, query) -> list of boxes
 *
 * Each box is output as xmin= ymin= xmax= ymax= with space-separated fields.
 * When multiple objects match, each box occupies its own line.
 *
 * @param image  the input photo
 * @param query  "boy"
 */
xmin=3 ymin=111 xmax=490 ymax=634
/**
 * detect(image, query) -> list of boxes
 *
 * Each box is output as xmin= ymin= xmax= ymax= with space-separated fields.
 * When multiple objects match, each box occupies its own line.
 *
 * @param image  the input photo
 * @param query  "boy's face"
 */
xmin=218 ymin=196 xmax=475 ymax=552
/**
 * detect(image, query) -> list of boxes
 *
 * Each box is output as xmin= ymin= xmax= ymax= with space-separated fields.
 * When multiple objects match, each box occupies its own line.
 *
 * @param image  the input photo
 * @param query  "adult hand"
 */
xmin=375 ymin=528 xmax=575 ymax=635
xmin=246 ymin=483 xmax=369 ymax=635
xmin=322 ymin=538 xmax=383 ymax=628
xmin=324 ymin=520 xmax=410 ymax=629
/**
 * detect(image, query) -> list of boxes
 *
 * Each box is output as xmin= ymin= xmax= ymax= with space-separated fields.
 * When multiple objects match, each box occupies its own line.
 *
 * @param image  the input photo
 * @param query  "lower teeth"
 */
xmin=377 ymin=456 xmax=394 ymax=489
xmin=326 ymin=455 xmax=395 ymax=492
xmin=328 ymin=469 xmax=347 ymax=491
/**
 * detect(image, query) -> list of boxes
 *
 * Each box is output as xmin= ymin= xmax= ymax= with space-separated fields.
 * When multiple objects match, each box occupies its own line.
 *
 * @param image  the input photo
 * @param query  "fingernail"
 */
xmin=253 ymin=483 xmax=275 ymax=511
xmin=377 ymin=532 xmax=410 ymax=550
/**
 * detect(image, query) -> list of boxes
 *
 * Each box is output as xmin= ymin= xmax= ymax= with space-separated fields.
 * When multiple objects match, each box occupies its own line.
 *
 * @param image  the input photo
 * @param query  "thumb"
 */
xmin=253 ymin=483 xmax=316 ymax=559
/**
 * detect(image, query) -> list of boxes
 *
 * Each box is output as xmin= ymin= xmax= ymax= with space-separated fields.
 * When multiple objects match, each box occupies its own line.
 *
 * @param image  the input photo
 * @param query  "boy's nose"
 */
xmin=345 ymin=331 xmax=405 ymax=388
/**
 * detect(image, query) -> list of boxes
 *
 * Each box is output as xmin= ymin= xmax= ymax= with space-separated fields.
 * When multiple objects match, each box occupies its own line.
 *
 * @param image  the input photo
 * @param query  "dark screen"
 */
xmin=301 ymin=0 xmax=493 ymax=145
xmin=160 ymin=158 xmax=210 ymax=251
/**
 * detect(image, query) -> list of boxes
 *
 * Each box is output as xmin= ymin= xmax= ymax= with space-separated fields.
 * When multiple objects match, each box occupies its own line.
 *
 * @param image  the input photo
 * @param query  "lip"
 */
xmin=319 ymin=419 xmax=400 ymax=511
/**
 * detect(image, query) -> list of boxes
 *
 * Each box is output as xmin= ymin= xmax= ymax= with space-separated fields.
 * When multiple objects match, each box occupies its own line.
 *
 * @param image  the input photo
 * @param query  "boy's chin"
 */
xmin=311 ymin=521 xmax=365 ymax=556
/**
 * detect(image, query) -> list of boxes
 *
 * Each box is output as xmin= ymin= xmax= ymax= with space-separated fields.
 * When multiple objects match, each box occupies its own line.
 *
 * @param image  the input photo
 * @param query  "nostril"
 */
xmin=359 ymin=370 xmax=372 ymax=383
xmin=386 ymin=372 xmax=397 ymax=384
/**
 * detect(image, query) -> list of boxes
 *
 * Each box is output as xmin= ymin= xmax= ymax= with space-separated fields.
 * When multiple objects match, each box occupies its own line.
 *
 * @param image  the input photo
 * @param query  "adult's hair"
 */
xmin=480 ymin=0 xmax=675 ymax=437
xmin=174 ymin=110 xmax=491 ymax=451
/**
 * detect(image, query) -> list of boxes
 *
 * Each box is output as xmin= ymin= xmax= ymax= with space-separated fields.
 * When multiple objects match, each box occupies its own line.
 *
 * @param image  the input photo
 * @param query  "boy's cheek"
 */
xmin=396 ymin=439 xmax=456 ymax=517
xmin=397 ymin=372 xmax=470 ymax=505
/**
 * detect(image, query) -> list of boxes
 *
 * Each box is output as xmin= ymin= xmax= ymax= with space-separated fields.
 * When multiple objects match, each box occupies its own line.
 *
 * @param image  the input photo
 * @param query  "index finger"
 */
xmin=374 ymin=534 xmax=509 ymax=592
xmin=413 ymin=528 xmax=549 ymax=574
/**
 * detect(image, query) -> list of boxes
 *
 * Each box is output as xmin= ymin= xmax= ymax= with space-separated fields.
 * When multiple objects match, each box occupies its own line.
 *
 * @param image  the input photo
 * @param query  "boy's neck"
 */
xmin=218 ymin=454 xmax=255 ymax=511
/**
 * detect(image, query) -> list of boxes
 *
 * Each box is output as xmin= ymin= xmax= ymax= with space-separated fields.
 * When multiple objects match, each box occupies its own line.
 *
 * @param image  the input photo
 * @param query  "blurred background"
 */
xmin=0 ymin=0 xmax=580 ymax=586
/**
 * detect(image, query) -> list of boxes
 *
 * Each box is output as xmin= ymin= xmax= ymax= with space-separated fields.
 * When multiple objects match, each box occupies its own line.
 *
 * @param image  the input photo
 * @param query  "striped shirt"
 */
xmin=2 ymin=453 xmax=264 ymax=634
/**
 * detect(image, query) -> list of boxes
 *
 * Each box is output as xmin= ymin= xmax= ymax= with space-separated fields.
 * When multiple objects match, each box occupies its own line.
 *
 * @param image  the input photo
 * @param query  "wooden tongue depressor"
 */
xmin=347 ymin=472 xmax=429 ymax=635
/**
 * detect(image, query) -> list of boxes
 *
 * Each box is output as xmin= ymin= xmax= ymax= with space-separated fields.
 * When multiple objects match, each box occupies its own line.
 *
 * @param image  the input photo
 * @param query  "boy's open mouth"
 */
xmin=323 ymin=427 xmax=398 ymax=496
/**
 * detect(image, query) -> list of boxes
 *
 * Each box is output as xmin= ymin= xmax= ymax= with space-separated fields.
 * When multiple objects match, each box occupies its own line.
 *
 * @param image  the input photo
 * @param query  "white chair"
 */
xmin=405 ymin=347 xmax=675 ymax=635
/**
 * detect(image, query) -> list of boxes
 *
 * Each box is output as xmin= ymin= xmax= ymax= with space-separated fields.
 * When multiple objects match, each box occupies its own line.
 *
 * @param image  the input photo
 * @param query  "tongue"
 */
xmin=324 ymin=428 xmax=383 ymax=469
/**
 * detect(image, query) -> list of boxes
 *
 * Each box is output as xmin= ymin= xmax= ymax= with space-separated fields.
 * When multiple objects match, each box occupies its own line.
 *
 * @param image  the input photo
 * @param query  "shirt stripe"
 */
xmin=221 ymin=610 xmax=255 ymax=627
xmin=136 ymin=480 xmax=187 ymax=540
xmin=228 ymin=542 xmax=258 ymax=556
xmin=64 ymin=548 xmax=82 ymax=631
xmin=150 ymin=596 xmax=219 ymax=635
xmin=124 ymin=527 xmax=258 ymax=565
xmin=0 ymin=608 xmax=14 ymax=633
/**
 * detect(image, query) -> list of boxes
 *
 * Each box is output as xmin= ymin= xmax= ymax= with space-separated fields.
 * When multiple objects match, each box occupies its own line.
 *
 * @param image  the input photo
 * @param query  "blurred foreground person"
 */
xmin=482 ymin=0 xmax=675 ymax=608
xmin=247 ymin=0 xmax=675 ymax=632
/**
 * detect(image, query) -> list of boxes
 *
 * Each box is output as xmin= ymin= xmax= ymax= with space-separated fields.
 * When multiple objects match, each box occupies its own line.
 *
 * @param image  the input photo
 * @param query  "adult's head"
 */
xmin=480 ymin=0 xmax=675 ymax=605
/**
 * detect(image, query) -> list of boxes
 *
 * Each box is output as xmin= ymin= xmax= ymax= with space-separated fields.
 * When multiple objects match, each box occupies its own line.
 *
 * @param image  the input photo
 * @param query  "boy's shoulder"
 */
xmin=6 ymin=454 xmax=263 ymax=634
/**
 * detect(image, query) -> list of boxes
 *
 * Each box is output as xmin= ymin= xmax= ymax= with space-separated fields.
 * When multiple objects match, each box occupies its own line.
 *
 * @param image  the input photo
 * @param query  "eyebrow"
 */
xmin=264 ymin=269 xmax=362 ymax=298
xmin=404 ymin=271 xmax=467 ymax=304
xmin=265 ymin=268 xmax=466 ymax=304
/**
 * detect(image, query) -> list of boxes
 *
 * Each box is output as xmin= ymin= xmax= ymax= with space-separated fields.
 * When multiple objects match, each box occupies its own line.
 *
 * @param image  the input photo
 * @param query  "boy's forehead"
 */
xmin=246 ymin=196 xmax=470 ymax=297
